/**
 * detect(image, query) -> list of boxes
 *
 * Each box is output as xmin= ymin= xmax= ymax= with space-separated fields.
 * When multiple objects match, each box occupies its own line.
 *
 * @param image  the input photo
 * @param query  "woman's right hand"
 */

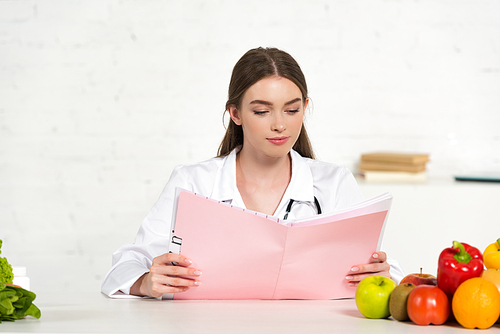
xmin=131 ymin=253 xmax=202 ymax=298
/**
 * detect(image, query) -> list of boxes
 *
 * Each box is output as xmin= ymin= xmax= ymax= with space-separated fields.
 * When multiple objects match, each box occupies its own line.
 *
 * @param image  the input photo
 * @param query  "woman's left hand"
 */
xmin=345 ymin=251 xmax=391 ymax=287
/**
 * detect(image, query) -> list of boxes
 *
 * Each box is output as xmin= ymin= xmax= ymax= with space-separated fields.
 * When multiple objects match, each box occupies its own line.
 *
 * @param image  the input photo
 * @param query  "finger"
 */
xmin=166 ymin=277 xmax=201 ymax=288
xmin=166 ymin=286 xmax=190 ymax=293
xmin=150 ymin=262 xmax=202 ymax=278
xmin=146 ymin=275 xmax=201 ymax=297
xmin=354 ymin=262 xmax=390 ymax=275
xmin=149 ymin=284 xmax=190 ymax=296
xmin=141 ymin=272 xmax=192 ymax=297
xmin=153 ymin=274 xmax=201 ymax=288
xmin=153 ymin=253 xmax=194 ymax=267
xmin=346 ymin=271 xmax=392 ymax=284
xmin=371 ymin=251 xmax=387 ymax=263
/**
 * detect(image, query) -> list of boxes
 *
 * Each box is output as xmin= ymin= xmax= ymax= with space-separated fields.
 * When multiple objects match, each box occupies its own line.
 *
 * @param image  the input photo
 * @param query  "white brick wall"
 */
xmin=0 ymin=0 xmax=499 ymax=292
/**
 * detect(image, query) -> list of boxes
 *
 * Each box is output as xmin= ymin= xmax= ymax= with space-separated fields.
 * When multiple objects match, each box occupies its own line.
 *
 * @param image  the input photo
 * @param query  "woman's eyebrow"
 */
xmin=249 ymin=100 xmax=272 ymax=106
xmin=249 ymin=97 xmax=302 ymax=106
xmin=284 ymin=98 xmax=302 ymax=106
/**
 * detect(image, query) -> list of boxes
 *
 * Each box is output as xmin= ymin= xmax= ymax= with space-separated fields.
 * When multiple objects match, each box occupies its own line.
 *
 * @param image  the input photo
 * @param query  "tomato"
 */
xmin=407 ymin=285 xmax=450 ymax=325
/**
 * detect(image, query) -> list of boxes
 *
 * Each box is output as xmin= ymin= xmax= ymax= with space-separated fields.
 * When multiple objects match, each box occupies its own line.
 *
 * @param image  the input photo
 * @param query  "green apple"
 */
xmin=355 ymin=276 xmax=397 ymax=319
xmin=389 ymin=283 xmax=416 ymax=321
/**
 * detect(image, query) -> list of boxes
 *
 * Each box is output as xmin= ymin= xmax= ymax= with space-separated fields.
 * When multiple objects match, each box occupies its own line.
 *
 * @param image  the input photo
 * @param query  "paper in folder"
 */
xmin=169 ymin=189 xmax=392 ymax=300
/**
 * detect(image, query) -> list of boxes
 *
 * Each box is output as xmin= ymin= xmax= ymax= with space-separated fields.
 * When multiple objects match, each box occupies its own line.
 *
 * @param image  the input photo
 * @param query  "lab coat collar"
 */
xmin=287 ymin=149 xmax=315 ymax=203
xmin=210 ymin=147 xmax=239 ymax=202
xmin=210 ymin=147 xmax=315 ymax=204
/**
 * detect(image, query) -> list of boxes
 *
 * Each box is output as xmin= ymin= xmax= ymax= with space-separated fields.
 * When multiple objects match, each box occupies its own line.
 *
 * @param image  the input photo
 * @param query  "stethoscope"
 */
xmin=283 ymin=196 xmax=322 ymax=220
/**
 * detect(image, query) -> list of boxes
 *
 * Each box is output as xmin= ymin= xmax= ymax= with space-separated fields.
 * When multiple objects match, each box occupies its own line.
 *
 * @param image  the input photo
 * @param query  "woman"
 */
xmin=101 ymin=47 xmax=404 ymax=298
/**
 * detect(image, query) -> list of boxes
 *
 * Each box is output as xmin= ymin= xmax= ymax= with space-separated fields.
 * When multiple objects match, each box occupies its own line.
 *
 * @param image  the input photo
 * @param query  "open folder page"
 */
xmin=170 ymin=190 xmax=392 ymax=300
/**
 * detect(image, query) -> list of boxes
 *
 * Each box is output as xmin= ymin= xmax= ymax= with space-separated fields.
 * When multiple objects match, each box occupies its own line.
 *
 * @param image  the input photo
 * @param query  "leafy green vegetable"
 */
xmin=0 ymin=240 xmax=14 ymax=285
xmin=0 ymin=283 xmax=41 ymax=323
xmin=0 ymin=240 xmax=40 ymax=323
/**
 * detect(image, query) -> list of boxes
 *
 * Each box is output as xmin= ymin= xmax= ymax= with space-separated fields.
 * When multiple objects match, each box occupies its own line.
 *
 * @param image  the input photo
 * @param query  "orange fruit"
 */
xmin=452 ymin=277 xmax=500 ymax=329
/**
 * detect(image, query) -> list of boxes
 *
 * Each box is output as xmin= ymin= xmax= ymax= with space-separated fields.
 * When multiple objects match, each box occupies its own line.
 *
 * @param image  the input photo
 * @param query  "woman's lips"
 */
xmin=267 ymin=136 xmax=289 ymax=145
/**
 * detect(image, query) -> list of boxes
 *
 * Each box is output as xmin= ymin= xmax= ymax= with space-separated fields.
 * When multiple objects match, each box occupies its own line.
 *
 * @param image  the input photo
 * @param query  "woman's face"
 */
xmin=229 ymin=76 xmax=308 ymax=159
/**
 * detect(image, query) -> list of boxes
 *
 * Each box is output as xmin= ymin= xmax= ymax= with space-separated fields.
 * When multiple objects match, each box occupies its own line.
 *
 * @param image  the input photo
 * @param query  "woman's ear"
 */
xmin=228 ymin=105 xmax=242 ymax=126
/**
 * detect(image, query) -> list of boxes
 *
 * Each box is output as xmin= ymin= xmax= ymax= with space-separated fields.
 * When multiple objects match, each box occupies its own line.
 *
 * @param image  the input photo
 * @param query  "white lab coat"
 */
xmin=101 ymin=148 xmax=404 ymax=298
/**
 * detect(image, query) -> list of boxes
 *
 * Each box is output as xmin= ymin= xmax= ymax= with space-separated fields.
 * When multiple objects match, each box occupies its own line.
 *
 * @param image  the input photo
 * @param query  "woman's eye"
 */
xmin=287 ymin=109 xmax=300 ymax=114
xmin=253 ymin=111 xmax=267 ymax=115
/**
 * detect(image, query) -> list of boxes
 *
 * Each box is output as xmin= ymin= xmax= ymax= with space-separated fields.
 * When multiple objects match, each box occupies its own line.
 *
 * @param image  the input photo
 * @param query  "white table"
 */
xmin=0 ymin=291 xmax=488 ymax=333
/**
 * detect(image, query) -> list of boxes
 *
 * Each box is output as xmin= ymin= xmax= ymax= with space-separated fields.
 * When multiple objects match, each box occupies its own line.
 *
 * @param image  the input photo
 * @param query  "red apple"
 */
xmin=400 ymin=268 xmax=437 ymax=286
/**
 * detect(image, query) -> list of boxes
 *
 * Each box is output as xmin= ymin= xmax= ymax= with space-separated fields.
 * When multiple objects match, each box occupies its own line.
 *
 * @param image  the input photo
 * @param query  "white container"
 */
xmin=12 ymin=266 xmax=30 ymax=290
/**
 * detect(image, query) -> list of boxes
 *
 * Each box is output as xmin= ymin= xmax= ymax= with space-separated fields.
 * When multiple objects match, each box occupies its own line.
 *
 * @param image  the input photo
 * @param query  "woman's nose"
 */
xmin=272 ymin=114 xmax=286 ymax=132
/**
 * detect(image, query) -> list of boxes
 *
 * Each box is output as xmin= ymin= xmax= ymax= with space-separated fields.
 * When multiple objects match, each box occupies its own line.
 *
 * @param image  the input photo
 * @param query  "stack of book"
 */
xmin=358 ymin=152 xmax=430 ymax=182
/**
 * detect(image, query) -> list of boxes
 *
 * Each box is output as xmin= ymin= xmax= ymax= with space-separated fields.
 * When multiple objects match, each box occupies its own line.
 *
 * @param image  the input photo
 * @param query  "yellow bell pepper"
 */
xmin=483 ymin=238 xmax=500 ymax=270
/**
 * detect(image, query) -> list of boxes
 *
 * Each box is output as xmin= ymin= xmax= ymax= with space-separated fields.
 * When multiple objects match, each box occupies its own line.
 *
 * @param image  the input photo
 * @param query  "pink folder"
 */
xmin=171 ymin=190 xmax=392 ymax=300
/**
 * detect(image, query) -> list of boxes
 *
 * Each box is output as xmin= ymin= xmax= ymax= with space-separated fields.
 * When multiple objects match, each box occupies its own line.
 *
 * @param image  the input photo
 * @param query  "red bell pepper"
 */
xmin=436 ymin=241 xmax=483 ymax=299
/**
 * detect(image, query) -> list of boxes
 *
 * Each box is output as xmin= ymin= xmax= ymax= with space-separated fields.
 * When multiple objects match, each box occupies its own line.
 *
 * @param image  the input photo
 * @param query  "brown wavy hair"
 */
xmin=217 ymin=47 xmax=315 ymax=159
